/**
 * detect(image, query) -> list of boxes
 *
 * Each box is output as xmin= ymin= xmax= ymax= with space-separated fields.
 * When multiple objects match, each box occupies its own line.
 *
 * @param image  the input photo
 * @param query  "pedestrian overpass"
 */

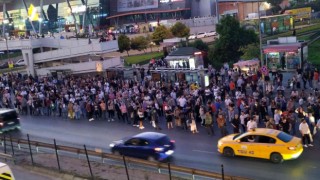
xmin=0 ymin=38 xmax=120 ymax=76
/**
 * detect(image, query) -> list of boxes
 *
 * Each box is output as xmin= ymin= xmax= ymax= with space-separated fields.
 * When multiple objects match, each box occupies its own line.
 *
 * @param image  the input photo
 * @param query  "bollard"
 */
xmin=27 ymin=134 xmax=34 ymax=165
xmin=54 ymin=139 xmax=61 ymax=171
xmin=221 ymin=164 xmax=225 ymax=180
xmin=168 ymin=163 xmax=172 ymax=180
xmin=84 ymin=145 xmax=94 ymax=179
xmin=122 ymin=156 xmax=130 ymax=180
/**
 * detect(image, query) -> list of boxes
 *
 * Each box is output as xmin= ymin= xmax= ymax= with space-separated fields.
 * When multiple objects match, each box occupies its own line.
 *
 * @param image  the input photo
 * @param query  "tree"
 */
xmin=240 ymin=43 xmax=260 ymax=60
xmin=266 ymin=0 xmax=283 ymax=7
xmin=152 ymin=25 xmax=172 ymax=45
xmin=118 ymin=34 xmax=131 ymax=56
xmin=211 ymin=15 xmax=258 ymax=65
xmin=170 ymin=22 xmax=190 ymax=38
xmin=191 ymin=39 xmax=209 ymax=52
xmin=131 ymin=36 xmax=148 ymax=52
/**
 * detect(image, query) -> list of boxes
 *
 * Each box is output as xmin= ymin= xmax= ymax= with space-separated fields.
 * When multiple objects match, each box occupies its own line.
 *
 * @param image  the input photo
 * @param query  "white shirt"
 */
xmin=247 ymin=120 xmax=257 ymax=130
xmin=299 ymin=122 xmax=310 ymax=135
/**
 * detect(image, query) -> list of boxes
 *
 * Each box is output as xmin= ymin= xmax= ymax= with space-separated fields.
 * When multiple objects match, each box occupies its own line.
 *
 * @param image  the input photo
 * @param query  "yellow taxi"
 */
xmin=217 ymin=128 xmax=303 ymax=163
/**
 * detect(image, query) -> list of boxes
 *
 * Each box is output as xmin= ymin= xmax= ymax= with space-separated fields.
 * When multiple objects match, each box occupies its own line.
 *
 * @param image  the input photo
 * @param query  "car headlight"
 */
xmin=218 ymin=141 xmax=223 ymax=147
xmin=109 ymin=143 xmax=115 ymax=148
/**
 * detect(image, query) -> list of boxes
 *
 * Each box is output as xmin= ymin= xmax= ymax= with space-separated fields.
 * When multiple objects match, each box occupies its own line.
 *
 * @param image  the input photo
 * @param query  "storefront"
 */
xmin=263 ymin=42 xmax=307 ymax=69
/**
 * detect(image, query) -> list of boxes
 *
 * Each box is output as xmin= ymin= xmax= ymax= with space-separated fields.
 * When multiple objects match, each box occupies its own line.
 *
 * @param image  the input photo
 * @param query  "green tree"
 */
xmin=152 ymin=25 xmax=172 ymax=45
xmin=118 ymin=34 xmax=131 ymax=56
xmin=266 ymin=0 xmax=283 ymax=7
xmin=240 ymin=43 xmax=260 ymax=60
xmin=191 ymin=39 xmax=209 ymax=52
xmin=131 ymin=36 xmax=148 ymax=52
xmin=170 ymin=22 xmax=190 ymax=38
xmin=211 ymin=15 xmax=258 ymax=65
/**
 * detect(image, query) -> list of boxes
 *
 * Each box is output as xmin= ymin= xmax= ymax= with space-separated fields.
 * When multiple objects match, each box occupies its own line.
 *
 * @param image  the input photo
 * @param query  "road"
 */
xmin=7 ymin=114 xmax=320 ymax=180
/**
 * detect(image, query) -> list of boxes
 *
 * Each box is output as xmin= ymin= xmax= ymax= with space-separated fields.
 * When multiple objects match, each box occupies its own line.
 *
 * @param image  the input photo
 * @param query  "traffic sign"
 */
xmin=260 ymin=66 xmax=269 ymax=76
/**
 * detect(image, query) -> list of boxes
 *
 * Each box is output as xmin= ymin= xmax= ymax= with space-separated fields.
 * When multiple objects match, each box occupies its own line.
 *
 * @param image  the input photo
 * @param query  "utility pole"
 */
xmin=257 ymin=0 xmax=263 ymax=65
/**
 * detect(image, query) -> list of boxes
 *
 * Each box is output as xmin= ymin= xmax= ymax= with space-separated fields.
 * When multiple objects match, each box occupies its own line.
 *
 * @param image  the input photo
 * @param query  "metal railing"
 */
xmin=0 ymin=134 xmax=249 ymax=180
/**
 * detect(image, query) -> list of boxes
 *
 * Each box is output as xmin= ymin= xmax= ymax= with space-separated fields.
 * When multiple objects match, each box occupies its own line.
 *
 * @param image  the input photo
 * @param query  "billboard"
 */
xmin=117 ymin=0 xmax=159 ymax=12
xmin=285 ymin=7 xmax=311 ymax=21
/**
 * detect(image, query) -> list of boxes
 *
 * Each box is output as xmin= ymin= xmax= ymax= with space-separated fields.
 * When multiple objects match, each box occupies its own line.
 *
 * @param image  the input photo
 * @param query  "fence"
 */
xmin=0 ymin=134 xmax=249 ymax=180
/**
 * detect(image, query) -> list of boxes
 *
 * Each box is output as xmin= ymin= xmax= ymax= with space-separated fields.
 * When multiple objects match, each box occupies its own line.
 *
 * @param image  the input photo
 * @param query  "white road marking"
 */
xmin=192 ymin=150 xmax=217 ymax=154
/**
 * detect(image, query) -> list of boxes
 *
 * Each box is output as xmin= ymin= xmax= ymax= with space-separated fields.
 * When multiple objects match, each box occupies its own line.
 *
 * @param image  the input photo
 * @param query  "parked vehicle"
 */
xmin=0 ymin=162 xmax=15 ymax=180
xmin=188 ymin=34 xmax=196 ymax=40
xmin=14 ymin=59 xmax=25 ymax=66
xmin=196 ymin=32 xmax=207 ymax=39
xmin=206 ymin=31 xmax=217 ymax=37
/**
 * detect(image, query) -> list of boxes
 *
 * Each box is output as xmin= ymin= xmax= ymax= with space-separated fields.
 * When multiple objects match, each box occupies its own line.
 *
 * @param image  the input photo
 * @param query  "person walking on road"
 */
xmin=204 ymin=111 xmax=214 ymax=135
xmin=299 ymin=119 xmax=313 ymax=147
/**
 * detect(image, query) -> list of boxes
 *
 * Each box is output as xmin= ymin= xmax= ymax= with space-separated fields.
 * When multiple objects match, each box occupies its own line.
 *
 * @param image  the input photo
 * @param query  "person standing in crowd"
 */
xmin=165 ymin=107 xmax=174 ymax=129
xmin=231 ymin=114 xmax=240 ymax=133
xmin=204 ymin=111 xmax=214 ymax=135
xmin=299 ymin=119 xmax=313 ymax=147
xmin=247 ymin=118 xmax=257 ymax=131
xmin=86 ymin=101 xmax=94 ymax=121
xmin=137 ymin=106 xmax=145 ymax=130
xmin=73 ymin=102 xmax=81 ymax=120
xmin=100 ymin=100 xmax=107 ymax=120
xmin=217 ymin=114 xmax=227 ymax=137
xmin=107 ymin=100 xmax=115 ymax=122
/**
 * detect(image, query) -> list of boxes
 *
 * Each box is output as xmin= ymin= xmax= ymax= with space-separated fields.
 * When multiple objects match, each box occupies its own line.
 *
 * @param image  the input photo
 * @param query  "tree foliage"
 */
xmin=131 ymin=36 xmax=148 ymax=52
xmin=118 ymin=34 xmax=131 ymax=56
xmin=170 ymin=22 xmax=190 ymax=38
xmin=191 ymin=39 xmax=209 ymax=52
xmin=152 ymin=25 xmax=172 ymax=45
xmin=266 ymin=0 xmax=283 ymax=7
xmin=240 ymin=43 xmax=260 ymax=60
xmin=211 ymin=16 xmax=258 ymax=65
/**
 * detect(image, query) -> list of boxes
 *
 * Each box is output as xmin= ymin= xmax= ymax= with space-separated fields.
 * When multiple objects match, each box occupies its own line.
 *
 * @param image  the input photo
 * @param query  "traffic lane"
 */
xmin=14 ymin=116 xmax=320 ymax=180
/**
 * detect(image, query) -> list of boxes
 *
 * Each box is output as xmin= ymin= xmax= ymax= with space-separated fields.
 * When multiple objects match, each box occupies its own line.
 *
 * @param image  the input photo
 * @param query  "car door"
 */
xmin=122 ymin=138 xmax=141 ymax=158
xmin=255 ymin=135 xmax=277 ymax=159
xmin=234 ymin=135 xmax=258 ymax=157
xmin=138 ymin=139 xmax=152 ymax=159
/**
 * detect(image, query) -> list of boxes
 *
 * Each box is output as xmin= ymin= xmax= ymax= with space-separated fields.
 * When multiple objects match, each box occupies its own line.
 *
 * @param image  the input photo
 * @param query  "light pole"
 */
xmin=257 ymin=0 xmax=263 ymax=66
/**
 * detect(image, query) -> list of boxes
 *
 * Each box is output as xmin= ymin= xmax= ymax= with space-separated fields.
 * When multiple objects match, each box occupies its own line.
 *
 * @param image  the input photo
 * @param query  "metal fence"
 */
xmin=0 ymin=134 xmax=249 ymax=180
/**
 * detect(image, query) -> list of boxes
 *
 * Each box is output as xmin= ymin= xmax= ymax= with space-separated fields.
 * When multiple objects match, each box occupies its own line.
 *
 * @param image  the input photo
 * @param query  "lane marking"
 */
xmin=192 ymin=150 xmax=217 ymax=154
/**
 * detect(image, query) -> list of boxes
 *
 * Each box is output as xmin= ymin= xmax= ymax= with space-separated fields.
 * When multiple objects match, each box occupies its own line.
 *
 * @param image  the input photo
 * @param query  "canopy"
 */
xmin=233 ymin=60 xmax=259 ymax=67
xmin=263 ymin=44 xmax=301 ymax=53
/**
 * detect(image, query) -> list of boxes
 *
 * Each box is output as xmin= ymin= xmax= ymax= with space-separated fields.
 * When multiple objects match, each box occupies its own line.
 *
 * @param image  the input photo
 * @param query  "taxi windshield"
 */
xmin=277 ymin=132 xmax=293 ymax=142
xmin=232 ymin=133 xmax=242 ymax=140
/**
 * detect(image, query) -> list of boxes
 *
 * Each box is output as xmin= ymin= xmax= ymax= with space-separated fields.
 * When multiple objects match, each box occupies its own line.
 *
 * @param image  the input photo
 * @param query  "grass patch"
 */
xmin=124 ymin=51 xmax=163 ymax=66
xmin=308 ymin=39 xmax=320 ymax=66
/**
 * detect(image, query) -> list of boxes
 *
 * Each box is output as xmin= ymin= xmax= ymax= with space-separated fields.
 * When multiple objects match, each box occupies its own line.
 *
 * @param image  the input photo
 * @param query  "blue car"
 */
xmin=109 ymin=132 xmax=175 ymax=161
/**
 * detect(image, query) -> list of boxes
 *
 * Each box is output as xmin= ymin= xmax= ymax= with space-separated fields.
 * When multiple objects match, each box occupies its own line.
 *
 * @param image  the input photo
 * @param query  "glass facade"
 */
xmin=1 ymin=0 xmax=109 ymax=35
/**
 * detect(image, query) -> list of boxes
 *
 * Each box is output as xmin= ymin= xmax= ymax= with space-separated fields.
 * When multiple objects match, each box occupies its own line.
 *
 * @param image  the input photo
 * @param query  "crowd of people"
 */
xmin=0 ymin=63 xmax=319 ymax=146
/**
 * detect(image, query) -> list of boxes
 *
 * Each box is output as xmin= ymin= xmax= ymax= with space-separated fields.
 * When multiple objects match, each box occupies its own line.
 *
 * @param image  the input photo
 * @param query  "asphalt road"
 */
xmin=7 ymin=114 xmax=320 ymax=180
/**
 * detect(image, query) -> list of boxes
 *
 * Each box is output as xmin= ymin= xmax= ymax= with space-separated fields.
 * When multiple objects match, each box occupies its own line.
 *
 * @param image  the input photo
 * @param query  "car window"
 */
xmin=125 ymin=138 xmax=140 ymax=146
xmin=198 ymin=33 xmax=204 ymax=35
xmin=256 ymin=135 xmax=276 ymax=144
xmin=139 ymin=139 xmax=150 ymax=146
xmin=277 ymin=132 xmax=293 ymax=142
xmin=0 ymin=111 xmax=18 ymax=122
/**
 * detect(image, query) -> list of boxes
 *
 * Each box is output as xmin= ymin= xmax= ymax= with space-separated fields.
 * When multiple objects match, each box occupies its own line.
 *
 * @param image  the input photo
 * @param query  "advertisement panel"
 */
xmin=285 ymin=7 xmax=311 ymax=21
xmin=117 ymin=0 xmax=159 ymax=12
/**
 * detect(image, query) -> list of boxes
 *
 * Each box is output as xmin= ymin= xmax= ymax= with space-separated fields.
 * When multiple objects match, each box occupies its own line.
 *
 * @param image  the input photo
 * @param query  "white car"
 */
xmin=15 ymin=59 xmax=25 ymax=66
xmin=196 ymin=32 xmax=207 ymax=39
xmin=206 ymin=31 xmax=217 ymax=37
xmin=188 ymin=34 xmax=196 ymax=40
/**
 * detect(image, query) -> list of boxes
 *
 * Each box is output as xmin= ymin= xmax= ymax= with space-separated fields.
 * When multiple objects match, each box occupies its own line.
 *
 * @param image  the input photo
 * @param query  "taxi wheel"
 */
xmin=270 ymin=153 xmax=283 ymax=163
xmin=223 ymin=147 xmax=234 ymax=157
